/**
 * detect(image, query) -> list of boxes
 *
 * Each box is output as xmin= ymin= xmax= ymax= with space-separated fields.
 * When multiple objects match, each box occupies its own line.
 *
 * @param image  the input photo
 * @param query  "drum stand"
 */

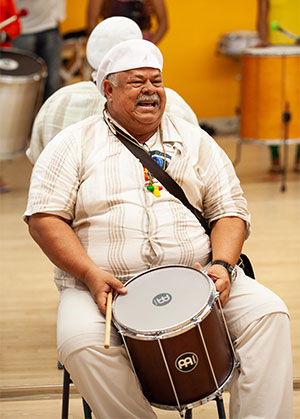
xmin=281 ymin=102 xmax=291 ymax=192
xmin=234 ymin=103 xmax=299 ymax=193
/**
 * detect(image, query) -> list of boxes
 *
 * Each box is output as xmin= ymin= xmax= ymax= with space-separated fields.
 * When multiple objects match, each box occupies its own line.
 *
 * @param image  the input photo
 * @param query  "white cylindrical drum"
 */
xmin=113 ymin=265 xmax=238 ymax=413
xmin=217 ymin=31 xmax=259 ymax=56
xmin=0 ymin=48 xmax=47 ymax=160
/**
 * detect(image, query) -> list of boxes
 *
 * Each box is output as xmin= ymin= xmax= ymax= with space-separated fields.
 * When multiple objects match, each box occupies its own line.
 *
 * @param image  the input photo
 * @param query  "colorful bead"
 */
xmin=153 ymin=185 xmax=161 ymax=197
xmin=143 ymin=166 xmax=162 ymax=197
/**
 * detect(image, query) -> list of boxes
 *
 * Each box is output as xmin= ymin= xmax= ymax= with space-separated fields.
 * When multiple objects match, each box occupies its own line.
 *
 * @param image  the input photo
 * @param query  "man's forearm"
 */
xmin=28 ymin=213 xmax=126 ymax=313
xmin=28 ymin=213 xmax=98 ymax=283
xmin=210 ymin=217 xmax=247 ymax=266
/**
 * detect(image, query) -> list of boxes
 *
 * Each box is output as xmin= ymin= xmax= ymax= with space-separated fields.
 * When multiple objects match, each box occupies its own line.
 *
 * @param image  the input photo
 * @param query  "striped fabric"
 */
xmin=24 ymin=113 xmax=250 ymax=289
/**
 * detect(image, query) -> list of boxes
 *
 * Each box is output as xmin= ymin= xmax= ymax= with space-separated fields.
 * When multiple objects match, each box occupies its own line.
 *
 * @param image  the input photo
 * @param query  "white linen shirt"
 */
xmin=24 ymin=113 xmax=250 ymax=290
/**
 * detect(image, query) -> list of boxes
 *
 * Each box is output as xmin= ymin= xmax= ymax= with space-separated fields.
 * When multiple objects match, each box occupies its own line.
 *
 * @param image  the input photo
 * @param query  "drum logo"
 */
xmin=152 ymin=293 xmax=172 ymax=306
xmin=0 ymin=58 xmax=19 ymax=71
xmin=175 ymin=352 xmax=198 ymax=373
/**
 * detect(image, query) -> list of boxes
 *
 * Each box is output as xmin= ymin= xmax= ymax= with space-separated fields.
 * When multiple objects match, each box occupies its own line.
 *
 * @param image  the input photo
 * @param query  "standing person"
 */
xmin=12 ymin=0 xmax=66 ymax=101
xmin=24 ymin=39 xmax=292 ymax=418
xmin=26 ymin=16 xmax=197 ymax=165
xmin=256 ymin=0 xmax=300 ymax=173
xmin=0 ymin=0 xmax=21 ymax=47
xmin=87 ymin=0 xmax=168 ymax=44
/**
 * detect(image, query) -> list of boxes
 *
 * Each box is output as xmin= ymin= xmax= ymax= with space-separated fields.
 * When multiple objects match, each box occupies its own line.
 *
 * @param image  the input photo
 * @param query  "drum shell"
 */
xmin=122 ymin=301 xmax=234 ymax=408
xmin=240 ymin=47 xmax=300 ymax=141
xmin=0 ymin=49 xmax=47 ymax=160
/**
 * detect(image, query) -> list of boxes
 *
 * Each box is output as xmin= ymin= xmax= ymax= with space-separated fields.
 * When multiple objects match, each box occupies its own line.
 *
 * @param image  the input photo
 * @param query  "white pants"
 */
xmin=57 ymin=268 xmax=293 ymax=419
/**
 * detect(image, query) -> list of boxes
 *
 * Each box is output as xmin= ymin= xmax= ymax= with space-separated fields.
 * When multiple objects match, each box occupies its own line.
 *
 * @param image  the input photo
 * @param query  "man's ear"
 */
xmin=103 ymin=80 xmax=113 ymax=100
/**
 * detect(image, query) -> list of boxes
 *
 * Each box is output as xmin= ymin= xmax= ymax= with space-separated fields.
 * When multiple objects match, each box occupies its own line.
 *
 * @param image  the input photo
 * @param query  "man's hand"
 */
xmin=83 ymin=265 xmax=127 ymax=314
xmin=194 ymin=262 xmax=231 ymax=307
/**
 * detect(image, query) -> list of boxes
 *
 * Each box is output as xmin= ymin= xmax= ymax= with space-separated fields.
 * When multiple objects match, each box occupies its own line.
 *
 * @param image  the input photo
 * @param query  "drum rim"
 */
xmin=0 ymin=47 xmax=46 ymax=64
xmin=0 ymin=47 xmax=47 ymax=78
xmin=242 ymin=45 xmax=300 ymax=56
xmin=112 ymin=264 xmax=217 ymax=339
xmin=0 ymin=73 xmax=47 ymax=83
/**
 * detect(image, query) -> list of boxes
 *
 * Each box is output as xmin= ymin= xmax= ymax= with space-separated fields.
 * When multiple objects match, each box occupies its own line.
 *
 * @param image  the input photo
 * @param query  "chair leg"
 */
xmin=58 ymin=360 xmax=64 ymax=370
xmin=185 ymin=408 xmax=192 ymax=418
xmin=82 ymin=397 xmax=92 ymax=418
xmin=62 ymin=368 xmax=71 ymax=419
xmin=215 ymin=394 xmax=226 ymax=419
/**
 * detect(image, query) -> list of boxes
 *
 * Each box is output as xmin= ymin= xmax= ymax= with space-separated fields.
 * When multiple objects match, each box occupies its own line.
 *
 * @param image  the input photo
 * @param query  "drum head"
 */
xmin=0 ymin=48 xmax=43 ymax=76
xmin=242 ymin=45 xmax=300 ymax=56
xmin=113 ymin=265 xmax=215 ymax=335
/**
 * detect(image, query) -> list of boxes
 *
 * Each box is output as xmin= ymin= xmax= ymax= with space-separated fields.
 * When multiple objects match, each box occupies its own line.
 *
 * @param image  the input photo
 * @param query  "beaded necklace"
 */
xmin=104 ymin=111 xmax=166 ymax=198
xmin=143 ymin=125 xmax=167 ymax=197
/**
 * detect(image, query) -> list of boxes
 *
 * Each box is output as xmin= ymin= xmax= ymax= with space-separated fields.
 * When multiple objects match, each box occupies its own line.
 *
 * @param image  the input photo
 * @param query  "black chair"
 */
xmin=62 ymin=368 xmax=92 ymax=419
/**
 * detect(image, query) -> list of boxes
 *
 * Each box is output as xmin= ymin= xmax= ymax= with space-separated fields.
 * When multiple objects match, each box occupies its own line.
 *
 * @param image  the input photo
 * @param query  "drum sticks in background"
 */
xmin=104 ymin=291 xmax=113 ymax=349
xmin=0 ymin=9 xmax=28 ymax=30
xmin=271 ymin=21 xmax=300 ymax=43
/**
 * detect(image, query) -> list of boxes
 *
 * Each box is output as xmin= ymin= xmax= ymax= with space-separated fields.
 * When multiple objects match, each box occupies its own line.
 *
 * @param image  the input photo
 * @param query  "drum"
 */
xmin=217 ymin=31 xmax=259 ymax=56
xmin=240 ymin=46 xmax=300 ymax=141
xmin=0 ymin=48 xmax=47 ymax=160
xmin=112 ymin=265 xmax=238 ymax=413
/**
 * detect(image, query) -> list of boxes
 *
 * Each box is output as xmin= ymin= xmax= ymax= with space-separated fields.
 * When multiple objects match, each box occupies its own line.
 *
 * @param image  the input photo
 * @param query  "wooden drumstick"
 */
xmin=104 ymin=291 xmax=113 ymax=349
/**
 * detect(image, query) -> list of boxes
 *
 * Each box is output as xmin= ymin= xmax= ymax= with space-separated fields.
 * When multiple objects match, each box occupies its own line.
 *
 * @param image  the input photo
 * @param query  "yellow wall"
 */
xmin=61 ymin=0 xmax=257 ymax=119
xmin=60 ymin=0 xmax=89 ymax=34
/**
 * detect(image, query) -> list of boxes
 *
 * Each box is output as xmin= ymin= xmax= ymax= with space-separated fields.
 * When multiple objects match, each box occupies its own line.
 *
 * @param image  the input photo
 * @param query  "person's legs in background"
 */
xmin=36 ymin=27 xmax=62 ymax=100
xmin=12 ymin=32 xmax=37 ymax=52
xmin=294 ymin=144 xmax=300 ymax=173
xmin=269 ymin=144 xmax=300 ymax=173
xmin=269 ymin=145 xmax=282 ymax=173
xmin=13 ymin=28 xmax=62 ymax=101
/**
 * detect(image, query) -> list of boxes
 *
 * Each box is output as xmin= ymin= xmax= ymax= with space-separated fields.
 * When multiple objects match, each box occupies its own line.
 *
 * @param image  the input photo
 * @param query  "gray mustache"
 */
xmin=136 ymin=93 xmax=161 ymax=105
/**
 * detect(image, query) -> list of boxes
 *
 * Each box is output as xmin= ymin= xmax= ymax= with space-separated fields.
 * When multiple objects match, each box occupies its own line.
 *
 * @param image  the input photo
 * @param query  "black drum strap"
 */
xmin=109 ymin=121 xmax=255 ymax=278
xmin=111 ymin=123 xmax=211 ymax=236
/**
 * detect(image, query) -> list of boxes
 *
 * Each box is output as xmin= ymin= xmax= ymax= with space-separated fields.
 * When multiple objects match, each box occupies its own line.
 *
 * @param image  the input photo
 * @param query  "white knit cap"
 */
xmin=96 ymin=39 xmax=164 ymax=96
xmin=86 ymin=17 xmax=143 ymax=71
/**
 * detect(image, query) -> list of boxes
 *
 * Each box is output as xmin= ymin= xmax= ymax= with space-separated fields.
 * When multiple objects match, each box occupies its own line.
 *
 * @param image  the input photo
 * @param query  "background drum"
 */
xmin=217 ymin=30 xmax=259 ymax=56
xmin=240 ymin=46 xmax=300 ymax=141
xmin=0 ymin=48 xmax=47 ymax=160
xmin=113 ymin=265 xmax=238 ymax=415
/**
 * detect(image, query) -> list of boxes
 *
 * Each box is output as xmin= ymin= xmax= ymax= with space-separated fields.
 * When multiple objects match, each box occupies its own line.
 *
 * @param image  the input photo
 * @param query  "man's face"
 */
xmin=104 ymin=67 xmax=166 ymax=142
